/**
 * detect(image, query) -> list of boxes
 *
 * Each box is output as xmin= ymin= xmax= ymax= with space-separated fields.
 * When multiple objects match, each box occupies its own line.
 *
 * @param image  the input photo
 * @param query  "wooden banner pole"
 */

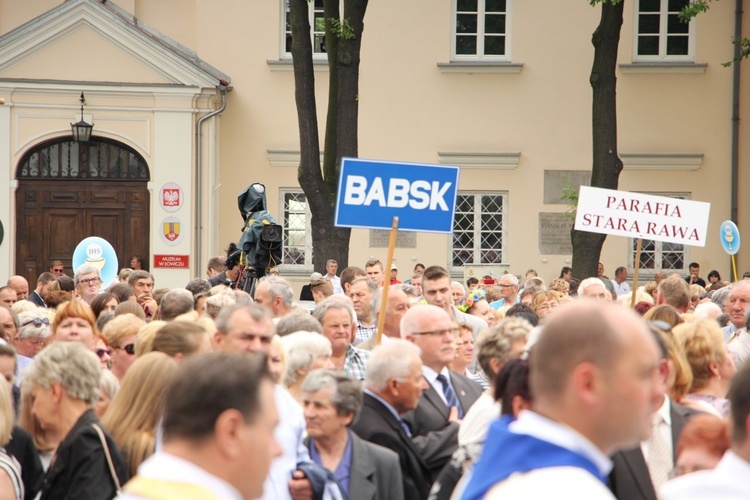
xmin=630 ymin=238 xmax=643 ymax=309
xmin=374 ymin=216 xmax=399 ymax=346
xmin=732 ymin=254 xmax=738 ymax=283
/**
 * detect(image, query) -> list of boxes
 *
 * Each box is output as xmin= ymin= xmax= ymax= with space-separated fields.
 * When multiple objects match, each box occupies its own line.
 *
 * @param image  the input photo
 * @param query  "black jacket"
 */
xmin=351 ymin=393 xmax=432 ymax=500
xmin=40 ymin=409 xmax=127 ymax=500
xmin=5 ymin=426 xmax=44 ymax=500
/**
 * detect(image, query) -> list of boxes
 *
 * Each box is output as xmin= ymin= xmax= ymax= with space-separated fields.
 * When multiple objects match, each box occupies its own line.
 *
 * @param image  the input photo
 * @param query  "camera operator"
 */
xmin=208 ymin=243 xmax=243 ymax=288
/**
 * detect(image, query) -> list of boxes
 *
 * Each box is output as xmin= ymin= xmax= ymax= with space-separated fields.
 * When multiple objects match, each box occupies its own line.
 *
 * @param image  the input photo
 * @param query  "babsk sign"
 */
xmin=335 ymin=158 xmax=460 ymax=233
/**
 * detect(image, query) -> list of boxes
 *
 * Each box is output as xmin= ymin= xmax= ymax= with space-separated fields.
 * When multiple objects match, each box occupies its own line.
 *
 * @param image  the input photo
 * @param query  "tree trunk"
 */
xmin=291 ymin=0 xmax=371 ymax=273
xmin=571 ymin=0 xmax=624 ymax=280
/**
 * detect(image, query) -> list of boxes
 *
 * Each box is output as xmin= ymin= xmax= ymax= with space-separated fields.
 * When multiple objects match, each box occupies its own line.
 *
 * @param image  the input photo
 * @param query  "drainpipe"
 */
xmin=195 ymin=81 xmax=228 ymax=274
xmin=730 ymin=0 xmax=742 ymax=272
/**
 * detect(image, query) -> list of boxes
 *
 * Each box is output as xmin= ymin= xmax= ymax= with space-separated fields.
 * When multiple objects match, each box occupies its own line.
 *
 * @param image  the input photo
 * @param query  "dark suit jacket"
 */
xmin=609 ymin=400 xmax=703 ymax=500
xmin=351 ymin=393 xmax=432 ymax=500
xmin=305 ymin=431 xmax=404 ymax=500
xmin=27 ymin=291 xmax=46 ymax=308
xmin=402 ymin=370 xmax=483 ymax=477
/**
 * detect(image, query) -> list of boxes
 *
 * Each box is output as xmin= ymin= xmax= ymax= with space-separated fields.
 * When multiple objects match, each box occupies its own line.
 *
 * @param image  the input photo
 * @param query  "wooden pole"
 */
xmin=732 ymin=254 xmax=738 ymax=282
xmin=630 ymin=238 xmax=642 ymax=309
xmin=374 ymin=217 xmax=399 ymax=346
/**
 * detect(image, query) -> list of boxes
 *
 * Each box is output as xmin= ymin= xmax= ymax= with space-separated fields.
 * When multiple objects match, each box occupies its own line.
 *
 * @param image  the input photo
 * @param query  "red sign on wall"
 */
xmin=153 ymin=255 xmax=189 ymax=268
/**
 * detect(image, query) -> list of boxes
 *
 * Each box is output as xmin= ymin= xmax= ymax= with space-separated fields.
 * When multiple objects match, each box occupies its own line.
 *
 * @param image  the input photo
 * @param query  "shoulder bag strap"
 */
xmin=91 ymin=423 xmax=123 ymax=493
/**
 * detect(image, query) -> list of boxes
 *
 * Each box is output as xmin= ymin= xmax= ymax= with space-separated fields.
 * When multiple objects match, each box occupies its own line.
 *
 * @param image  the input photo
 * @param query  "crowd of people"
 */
xmin=0 ymin=254 xmax=748 ymax=499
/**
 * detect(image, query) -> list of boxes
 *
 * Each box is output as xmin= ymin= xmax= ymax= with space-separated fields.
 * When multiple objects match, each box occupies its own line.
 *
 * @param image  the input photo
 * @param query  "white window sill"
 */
xmin=619 ymin=62 xmax=707 ymax=74
xmin=267 ymin=59 xmax=329 ymax=72
xmin=438 ymin=152 xmax=520 ymax=170
xmin=621 ymin=153 xmax=703 ymax=171
xmin=437 ymin=61 xmax=523 ymax=74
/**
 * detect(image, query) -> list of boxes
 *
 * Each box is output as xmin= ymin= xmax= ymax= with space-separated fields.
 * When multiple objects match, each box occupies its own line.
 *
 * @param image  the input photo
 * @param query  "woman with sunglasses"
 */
xmin=102 ymin=314 xmax=144 ymax=382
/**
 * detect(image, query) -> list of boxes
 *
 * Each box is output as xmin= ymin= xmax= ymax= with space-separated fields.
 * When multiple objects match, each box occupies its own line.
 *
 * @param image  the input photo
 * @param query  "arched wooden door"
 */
xmin=15 ymin=137 xmax=150 ymax=282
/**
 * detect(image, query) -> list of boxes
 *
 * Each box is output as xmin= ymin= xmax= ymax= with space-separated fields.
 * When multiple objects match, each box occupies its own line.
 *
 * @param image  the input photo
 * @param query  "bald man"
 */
xmin=7 ymin=276 xmax=28 ymax=301
xmin=463 ymin=301 xmax=662 ymax=499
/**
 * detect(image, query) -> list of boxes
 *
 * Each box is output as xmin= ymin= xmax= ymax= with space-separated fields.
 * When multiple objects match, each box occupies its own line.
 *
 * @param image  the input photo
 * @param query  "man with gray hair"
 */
xmin=313 ymin=299 xmax=370 ymax=380
xmin=254 ymin=276 xmax=295 ymax=319
xmin=489 ymin=274 xmax=519 ymax=310
xmin=349 ymin=277 xmax=379 ymax=345
xmin=301 ymin=370 xmax=404 ymax=500
xmin=158 ymin=289 xmax=195 ymax=321
xmin=351 ymin=340 xmax=431 ymax=499
xmin=275 ymin=311 xmax=323 ymax=337
xmin=723 ymin=282 xmax=750 ymax=342
xmin=578 ymin=277 xmax=611 ymax=301
xmin=74 ymin=264 xmax=102 ymax=305
xmin=728 ymin=307 xmax=750 ymax=370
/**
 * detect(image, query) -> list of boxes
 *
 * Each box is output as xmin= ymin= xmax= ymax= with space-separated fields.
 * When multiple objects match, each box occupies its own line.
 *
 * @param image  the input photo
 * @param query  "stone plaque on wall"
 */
xmin=369 ymin=230 xmax=417 ymax=248
xmin=539 ymin=213 xmax=573 ymax=255
xmin=543 ymin=170 xmax=591 ymax=204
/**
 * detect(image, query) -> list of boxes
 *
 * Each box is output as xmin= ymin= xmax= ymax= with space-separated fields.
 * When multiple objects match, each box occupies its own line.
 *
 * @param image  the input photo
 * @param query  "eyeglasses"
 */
xmin=412 ymin=327 xmax=460 ymax=337
xmin=499 ymin=284 xmax=517 ymax=288
xmin=78 ymin=277 xmax=101 ymax=286
xmin=20 ymin=317 xmax=50 ymax=328
xmin=113 ymin=343 xmax=136 ymax=355
xmin=96 ymin=348 xmax=113 ymax=358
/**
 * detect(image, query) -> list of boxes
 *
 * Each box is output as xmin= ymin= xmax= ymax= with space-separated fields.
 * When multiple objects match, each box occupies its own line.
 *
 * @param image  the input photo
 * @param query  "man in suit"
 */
xmin=609 ymin=326 xmax=703 ymax=499
xmin=351 ymin=340 xmax=433 ymax=500
xmin=401 ymin=304 xmax=483 ymax=477
xmin=301 ymin=370 xmax=404 ymax=500
xmin=27 ymin=272 xmax=55 ymax=309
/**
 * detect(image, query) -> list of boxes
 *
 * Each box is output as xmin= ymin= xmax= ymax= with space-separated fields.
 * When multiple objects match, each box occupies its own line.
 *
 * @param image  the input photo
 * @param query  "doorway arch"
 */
xmin=15 ymin=136 xmax=151 ymax=281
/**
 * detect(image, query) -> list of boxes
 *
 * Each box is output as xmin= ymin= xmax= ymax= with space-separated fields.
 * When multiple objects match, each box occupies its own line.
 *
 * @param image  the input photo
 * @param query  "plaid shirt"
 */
xmin=354 ymin=323 xmax=377 ymax=346
xmin=343 ymin=345 xmax=370 ymax=380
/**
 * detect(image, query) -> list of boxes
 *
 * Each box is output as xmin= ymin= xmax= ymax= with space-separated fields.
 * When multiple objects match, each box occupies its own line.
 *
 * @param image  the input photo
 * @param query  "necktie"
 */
xmin=399 ymin=419 xmax=412 ymax=437
xmin=436 ymin=373 xmax=463 ymax=418
xmin=647 ymin=414 xmax=672 ymax=489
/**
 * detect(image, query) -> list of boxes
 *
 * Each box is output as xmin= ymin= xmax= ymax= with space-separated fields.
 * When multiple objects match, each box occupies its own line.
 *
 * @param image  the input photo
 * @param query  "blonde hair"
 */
xmin=103 ymin=313 xmax=145 ymax=347
xmin=152 ymin=321 xmax=210 ymax=358
xmin=548 ymin=278 xmax=570 ymax=295
xmin=134 ymin=321 xmax=166 ymax=357
xmin=0 ymin=378 xmax=12 ymax=445
xmin=673 ymin=320 xmax=727 ymax=391
xmin=101 ymin=352 xmax=178 ymax=476
xmin=531 ymin=291 xmax=560 ymax=311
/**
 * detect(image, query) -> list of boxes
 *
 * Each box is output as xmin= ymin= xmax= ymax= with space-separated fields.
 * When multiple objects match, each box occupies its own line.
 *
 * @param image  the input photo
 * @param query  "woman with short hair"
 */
xmin=281 ymin=331 xmax=335 ymax=404
xmin=52 ymin=300 xmax=98 ymax=350
xmin=102 ymin=314 xmax=145 ymax=382
xmin=673 ymin=319 xmax=736 ymax=417
xmin=24 ymin=342 xmax=127 ymax=498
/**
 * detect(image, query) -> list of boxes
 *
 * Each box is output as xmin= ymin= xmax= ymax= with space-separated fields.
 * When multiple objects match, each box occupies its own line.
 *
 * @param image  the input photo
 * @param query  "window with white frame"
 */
xmin=630 ymin=193 xmax=688 ymax=274
xmin=635 ymin=0 xmax=694 ymax=60
xmin=282 ymin=0 xmax=326 ymax=58
xmin=280 ymin=189 xmax=313 ymax=268
xmin=453 ymin=0 xmax=510 ymax=60
xmin=452 ymin=193 xmax=507 ymax=268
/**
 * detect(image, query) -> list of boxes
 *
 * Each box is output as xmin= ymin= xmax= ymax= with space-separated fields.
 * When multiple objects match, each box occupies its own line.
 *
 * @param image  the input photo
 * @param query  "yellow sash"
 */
xmin=123 ymin=475 xmax=221 ymax=500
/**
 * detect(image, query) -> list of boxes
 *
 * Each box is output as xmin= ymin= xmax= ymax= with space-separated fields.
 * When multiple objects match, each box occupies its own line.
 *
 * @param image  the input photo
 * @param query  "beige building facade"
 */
xmin=0 ymin=0 xmax=747 ymax=291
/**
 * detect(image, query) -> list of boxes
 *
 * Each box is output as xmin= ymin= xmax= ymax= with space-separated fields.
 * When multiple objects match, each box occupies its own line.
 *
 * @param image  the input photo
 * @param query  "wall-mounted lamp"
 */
xmin=70 ymin=92 xmax=93 ymax=142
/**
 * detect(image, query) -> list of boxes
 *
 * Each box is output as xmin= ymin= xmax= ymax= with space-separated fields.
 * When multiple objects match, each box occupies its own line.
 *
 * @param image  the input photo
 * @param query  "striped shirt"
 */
xmin=0 ymin=448 xmax=23 ymax=500
xmin=343 ymin=345 xmax=370 ymax=380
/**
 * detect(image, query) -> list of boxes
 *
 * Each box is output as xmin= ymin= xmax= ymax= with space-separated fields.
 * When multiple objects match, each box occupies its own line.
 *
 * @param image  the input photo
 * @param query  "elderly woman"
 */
xmin=673 ymin=319 xmax=736 ymax=417
xmin=24 ymin=342 xmax=127 ymax=498
xmin=14 ymin=310 xmax=50 ymax=371
xmin=101 ymin=352 xmax=178 ymax=479
xmin=530 ymin=291 xmax=560 ymax=322
xmin=281 ymin=331 xmax=335 ymax=404
xmin=301 ymin=370 xmax=404 ymax=500
xmin=458 ymin=290 xmax=496 ymax=327
xmin=102 ymin=314 xmax=145 ymax=382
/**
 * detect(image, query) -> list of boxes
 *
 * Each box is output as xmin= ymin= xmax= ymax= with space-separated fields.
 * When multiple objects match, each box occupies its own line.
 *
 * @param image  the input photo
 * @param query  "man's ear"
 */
xmin=213 ymin=408 xmax=245 ymax=459
xmin=570 ymin=361 xmax=601 ymax=406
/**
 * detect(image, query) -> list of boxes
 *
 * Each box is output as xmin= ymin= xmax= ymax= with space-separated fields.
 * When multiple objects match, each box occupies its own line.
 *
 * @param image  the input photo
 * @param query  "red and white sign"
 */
xmin=153 ymin=255 xmax=190 ymax=268
xmin=160 ymin=182 xmax=183 ymax=213
xmin=574 ymin=186 xmax=710 ymax=247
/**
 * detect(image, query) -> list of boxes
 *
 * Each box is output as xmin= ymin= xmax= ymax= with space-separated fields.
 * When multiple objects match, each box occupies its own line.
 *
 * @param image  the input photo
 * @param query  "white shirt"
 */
xmin=509 ymin=410 xmax=613 ymax=478
xmin=458 ymin=392 xmax=500 ymax=447
xmin=659 ymin=450 xmax=750 ymax=500
xmin=263 ymin=384 xmax=310 ymax=500
xmin=611 ymin=279 xmax=631 ymax=296
xmin=121 ymin=451 xmax=242 ymax=500
xmin=640 ymin=396 xmax=672 ymax=461
xmin=326 ymin=275 xmax=343 ymax=295
xmin=728 ymin=329 xmax=750 ymax=370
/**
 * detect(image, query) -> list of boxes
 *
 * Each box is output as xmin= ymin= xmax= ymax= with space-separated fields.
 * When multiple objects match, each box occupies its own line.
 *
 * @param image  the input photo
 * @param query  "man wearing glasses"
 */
xmin=490 ymin=274 xmax=519 ymax=310
xmin=74 ymin=264 xmax=102 ymax=305
xmin=49 ymin=260 xmax=66 ymax=276
xmin=401 ymin=304 xmax=483 ymax=478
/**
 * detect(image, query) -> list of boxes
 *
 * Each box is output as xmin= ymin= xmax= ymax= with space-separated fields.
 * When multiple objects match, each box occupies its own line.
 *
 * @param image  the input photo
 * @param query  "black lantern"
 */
xmin=70 ymin=92 xmax=93 ymax=142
